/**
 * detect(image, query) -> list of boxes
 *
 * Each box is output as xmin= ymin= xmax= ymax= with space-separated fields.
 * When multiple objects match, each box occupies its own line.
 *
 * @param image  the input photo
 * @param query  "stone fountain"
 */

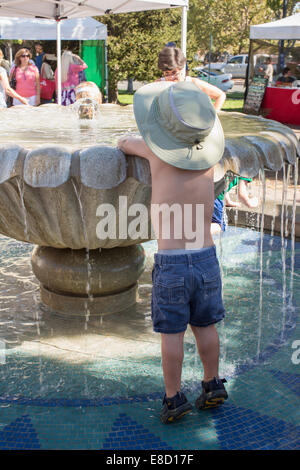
xmin=0 ymin=103 xmax=299 ymax=317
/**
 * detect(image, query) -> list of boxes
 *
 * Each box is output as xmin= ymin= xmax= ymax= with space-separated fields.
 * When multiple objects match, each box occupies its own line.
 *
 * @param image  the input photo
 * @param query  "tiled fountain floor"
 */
xmin=0 ymin=227 xmax=299 ymax=450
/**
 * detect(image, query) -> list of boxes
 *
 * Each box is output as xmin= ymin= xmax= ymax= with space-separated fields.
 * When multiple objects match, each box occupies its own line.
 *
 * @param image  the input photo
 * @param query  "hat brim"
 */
xmin=133 ymin=81 xmax=225 ymax=170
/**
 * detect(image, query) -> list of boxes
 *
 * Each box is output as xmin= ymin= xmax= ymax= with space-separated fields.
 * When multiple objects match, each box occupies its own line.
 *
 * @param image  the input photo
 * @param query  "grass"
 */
xmin=117 ymin=88 xmax=245 ymax=112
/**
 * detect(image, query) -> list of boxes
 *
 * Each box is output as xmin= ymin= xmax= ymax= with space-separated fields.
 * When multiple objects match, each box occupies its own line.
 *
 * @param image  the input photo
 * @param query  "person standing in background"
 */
xmin=0 ymin=65 xmax=28 ymax=107
xmin=10 ymin=48 xmax=40 ymax=106
xmin=0 ymin=49 xmax=10 ymax=76
xmin=55 ymin=50 xmax=88 ymax=106
xmin=40 ymin=54 xmax=56 ymax=104
xmin=35 ymin=43 xmax=45 ymax=74
xmin=263 ymin=57 xmax=273 ymax=85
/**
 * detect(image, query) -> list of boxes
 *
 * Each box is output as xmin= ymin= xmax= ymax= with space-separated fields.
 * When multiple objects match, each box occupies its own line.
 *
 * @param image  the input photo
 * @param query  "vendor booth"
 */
xmin=248 ymin=13 xmax=300 ymax=125
xmin=0 ymin=16 xmax=107 ymax=95
xmin=0 ymin=0 xmax=188 ymax=103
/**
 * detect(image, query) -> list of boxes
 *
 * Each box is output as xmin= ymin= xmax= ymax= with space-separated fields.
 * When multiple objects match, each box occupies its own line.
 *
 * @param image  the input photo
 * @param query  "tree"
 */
xmin=266 ymin=0 xmax=299 ymax=18
xmin=96 ymin=10 xmax=182 ymax=102
xmin=188 ymin=0 xmax=274 ymax=59
xmin=266 ymin=1 xmax=299 ymax=72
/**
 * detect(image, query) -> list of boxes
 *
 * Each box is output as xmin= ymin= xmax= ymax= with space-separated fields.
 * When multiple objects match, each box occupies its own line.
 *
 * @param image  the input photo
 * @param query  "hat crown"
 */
xmin=157 ymin=82 xmax=216 ymax=144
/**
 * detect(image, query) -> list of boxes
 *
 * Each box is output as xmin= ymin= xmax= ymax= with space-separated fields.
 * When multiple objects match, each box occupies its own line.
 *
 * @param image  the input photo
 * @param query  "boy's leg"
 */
xmin=160 ymin=331 xmax=193 ymax=424
xmin=190 ymin=324 xmax=220 ymax=381
xmin=191 ymin=324 xmax=228 ymax=409
xmin=161 ymin=331 xmax=185 ymax=398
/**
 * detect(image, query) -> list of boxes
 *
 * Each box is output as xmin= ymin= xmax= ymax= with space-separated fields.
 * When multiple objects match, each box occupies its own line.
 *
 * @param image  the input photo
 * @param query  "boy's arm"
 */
xmin=117 ymin=136 xmax=156 ymax=161
xmin=189 ymin=77 xmax=226 ymax=112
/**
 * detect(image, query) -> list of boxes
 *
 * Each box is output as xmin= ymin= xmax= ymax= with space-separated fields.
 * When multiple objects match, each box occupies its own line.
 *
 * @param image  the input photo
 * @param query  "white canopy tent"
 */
xmin=245 ymin=13 xmax=300 ymax=97
xmin=0 ymin=16 xmax=108 ymax=96
xmin=0 ymin=16 xmax=107 ymax=41
xmin=0 ymin=0 xmax=189 ymax=103
xmin=250 ymin=13 xmax=300 ymax=40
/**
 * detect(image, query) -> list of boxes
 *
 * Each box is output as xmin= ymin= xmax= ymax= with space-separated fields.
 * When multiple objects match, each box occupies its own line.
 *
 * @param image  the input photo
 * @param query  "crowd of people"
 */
xmin=0 ymin=42 xmax=88 ymax=108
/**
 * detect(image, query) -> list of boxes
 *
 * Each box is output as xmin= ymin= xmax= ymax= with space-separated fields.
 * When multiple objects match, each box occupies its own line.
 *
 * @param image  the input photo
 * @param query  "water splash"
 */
xmin=256 ymin=168 xmax=266 ymax=360
xmin=71 ymin=180 xmax=93 ymax=327
xmin=16 ymin=179 xmax=29 ymax=242
xmin=280 ymin=164 xmax=288 ymax=341
xmin=289 ymin=159 xmax=298 ymax=308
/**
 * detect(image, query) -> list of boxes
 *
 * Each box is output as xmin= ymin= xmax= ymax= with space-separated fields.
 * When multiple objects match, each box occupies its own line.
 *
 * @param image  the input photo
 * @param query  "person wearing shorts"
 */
xmin=118 ymin=80 xmax=228 ymax=424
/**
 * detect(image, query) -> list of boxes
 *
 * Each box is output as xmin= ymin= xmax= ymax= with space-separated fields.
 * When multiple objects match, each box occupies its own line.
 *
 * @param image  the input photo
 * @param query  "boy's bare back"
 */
xmin=118 ymin=136 xmax=215 ymax=250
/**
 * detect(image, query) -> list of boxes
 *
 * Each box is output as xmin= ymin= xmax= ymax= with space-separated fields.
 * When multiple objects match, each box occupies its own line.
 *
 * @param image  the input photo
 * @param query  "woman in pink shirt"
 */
xmin=55 ymin=50 xmax=88 ymax=106
xmin=10 ymin=48 xmax=40 ymax=106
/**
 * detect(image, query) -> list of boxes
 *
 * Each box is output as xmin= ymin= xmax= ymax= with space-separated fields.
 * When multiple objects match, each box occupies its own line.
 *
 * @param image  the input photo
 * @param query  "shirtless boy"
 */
xmin=118 ymin=81 xmax=228 ymax=424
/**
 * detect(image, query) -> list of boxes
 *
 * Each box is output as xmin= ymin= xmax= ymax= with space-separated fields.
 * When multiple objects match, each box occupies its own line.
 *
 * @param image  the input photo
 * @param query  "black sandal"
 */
xmin=195 ymin=377 xmax=228 ymax=410
xmin=160 ymin=391 xmax=193 ymax=424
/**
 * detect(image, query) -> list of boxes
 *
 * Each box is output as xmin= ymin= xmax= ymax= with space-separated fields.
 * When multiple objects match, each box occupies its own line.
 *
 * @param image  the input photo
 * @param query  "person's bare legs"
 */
xmin=161 ymin=332 xmax=185 ymax=397
xmin=190 ymin=324 xmax=220 ymax=381
xmin=237 ymin=179 xmax=258 ymax=208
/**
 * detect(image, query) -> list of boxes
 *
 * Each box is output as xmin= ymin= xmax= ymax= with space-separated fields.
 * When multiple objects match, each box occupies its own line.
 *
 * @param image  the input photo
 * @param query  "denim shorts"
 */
xmin=151 ymin=246 xmax=225 ymax=334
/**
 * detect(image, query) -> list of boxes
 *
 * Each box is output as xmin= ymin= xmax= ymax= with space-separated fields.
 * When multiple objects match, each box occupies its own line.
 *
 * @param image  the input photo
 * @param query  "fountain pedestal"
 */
xmin=0 ymin=105 xmax=299 ymax=317
xmin=31 ymin=244 xmax=146 ymax=317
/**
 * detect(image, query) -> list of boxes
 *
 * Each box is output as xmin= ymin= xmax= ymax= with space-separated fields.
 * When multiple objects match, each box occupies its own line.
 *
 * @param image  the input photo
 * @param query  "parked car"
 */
xmin=193 ymin=67 xmax=234 ymax=92
xmin=208 ymin=54 xmax=277 ymax=79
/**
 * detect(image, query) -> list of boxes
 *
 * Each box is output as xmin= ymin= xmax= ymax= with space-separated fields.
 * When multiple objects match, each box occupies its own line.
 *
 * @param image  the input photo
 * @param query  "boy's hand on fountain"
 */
xmin=117 ymin=135 xmax=155 ymax=160
xmin=117 ymin=135 xmax=138 ymax=154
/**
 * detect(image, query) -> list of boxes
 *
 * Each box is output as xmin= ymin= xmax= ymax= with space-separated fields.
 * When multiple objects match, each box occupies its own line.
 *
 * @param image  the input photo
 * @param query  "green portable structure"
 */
xmin=80 ymin=40 xmax=106 ymax=96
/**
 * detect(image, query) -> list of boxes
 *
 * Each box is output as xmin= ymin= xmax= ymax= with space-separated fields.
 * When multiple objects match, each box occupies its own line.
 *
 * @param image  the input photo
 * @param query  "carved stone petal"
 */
xmin=260 ymin=131 xmax=297 ymax=165
xmin=243 ymin=136 xmax=283 ymax=171
xmin=126 ymin=155 xmax=152 ymax=186
xmin=24 ymin=146 xmax=72 ymax=188
xmin=222 ymin=137 xmax=262 ymax=177
xmin=79 ymin=146 xmax=126 ymax=189
xmin=0 ymin=145 xmax=24 ymax=183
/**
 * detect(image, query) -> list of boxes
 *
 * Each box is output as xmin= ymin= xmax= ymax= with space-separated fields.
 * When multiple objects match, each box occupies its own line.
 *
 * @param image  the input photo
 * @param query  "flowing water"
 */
xmin=0 ymin=104 xmax=138 ymax=150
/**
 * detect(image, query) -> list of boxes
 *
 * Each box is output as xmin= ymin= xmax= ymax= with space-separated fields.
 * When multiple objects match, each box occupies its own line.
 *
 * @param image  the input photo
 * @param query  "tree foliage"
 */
xmin=266 ymin=0 xmax=299 ymax=18
xmin=97 ymin=1 xmax=299 ymax=101
xmin=188 ymin=0 xmax=274 ymax=57
xmin=96 ymin=10 xmax=182 ymax=102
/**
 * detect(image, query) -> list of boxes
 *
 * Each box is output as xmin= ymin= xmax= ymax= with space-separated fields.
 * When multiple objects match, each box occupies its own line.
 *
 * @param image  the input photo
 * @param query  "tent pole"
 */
xmin=8 ymin=42 xmax=13 ymax=65
xmin=181 ymin=5 xmax=187 ymax=56
xmin=244 ymin=39 xmax=253 ymax=101
xmin=56 ymin=19 xmax=62 ymax=106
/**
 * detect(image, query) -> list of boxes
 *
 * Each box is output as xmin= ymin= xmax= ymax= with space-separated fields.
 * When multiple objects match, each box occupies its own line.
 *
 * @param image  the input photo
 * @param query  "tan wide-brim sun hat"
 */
xmin=133 ymin=81 xmax=225 ymax=170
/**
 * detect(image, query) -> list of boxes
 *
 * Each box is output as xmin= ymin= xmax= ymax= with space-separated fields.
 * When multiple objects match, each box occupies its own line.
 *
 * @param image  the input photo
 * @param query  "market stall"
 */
xmin=260 ymin=86 xmax=300 ymax=125
xmin=247 ymin=13 xmax=300 ymax=125
xmin=0 ymin=16 xmax=107 ymax=95
xmin=0 ymin=0 xmax=189 ymax=104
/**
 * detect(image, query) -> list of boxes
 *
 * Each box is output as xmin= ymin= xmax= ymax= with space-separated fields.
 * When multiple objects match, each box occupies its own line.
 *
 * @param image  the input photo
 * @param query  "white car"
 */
xmin=193 ymin=67 xmax=234 ymax=92
xmin=208 ymin=54 xmax=276 ymax=79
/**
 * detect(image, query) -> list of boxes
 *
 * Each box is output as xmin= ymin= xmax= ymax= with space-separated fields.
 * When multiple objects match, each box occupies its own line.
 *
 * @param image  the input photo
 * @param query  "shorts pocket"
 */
xmin=155 ymin=275 xmax=185 ymax=304
xmin=202 ymin=269 xmax=221 ymax=299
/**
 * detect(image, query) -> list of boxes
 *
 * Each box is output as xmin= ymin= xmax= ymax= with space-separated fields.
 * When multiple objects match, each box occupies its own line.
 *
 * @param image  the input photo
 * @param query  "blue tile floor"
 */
xmin=0 ymin=227 xmax=299 ymax=450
